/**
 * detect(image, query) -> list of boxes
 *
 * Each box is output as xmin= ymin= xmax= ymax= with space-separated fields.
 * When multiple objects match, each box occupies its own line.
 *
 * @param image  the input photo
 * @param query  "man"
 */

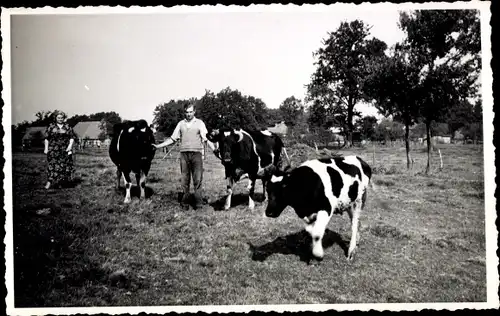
xmin=154 ymin=103 xmax=216 ymax=210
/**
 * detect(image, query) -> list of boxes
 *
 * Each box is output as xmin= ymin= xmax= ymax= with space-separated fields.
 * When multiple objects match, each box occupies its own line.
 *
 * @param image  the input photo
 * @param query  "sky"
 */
xmin=10 ymin=7 xmax=408 ymax=125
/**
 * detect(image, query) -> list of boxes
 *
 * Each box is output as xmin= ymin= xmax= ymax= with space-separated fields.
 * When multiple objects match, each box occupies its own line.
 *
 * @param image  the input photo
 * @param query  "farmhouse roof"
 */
xmin=268 ymin=121 xmax=288 ymax=135
xmin=73 ymin=121 xmax=102 ymax=139
xmin=22 ymin=126 xmax=47 ymax=141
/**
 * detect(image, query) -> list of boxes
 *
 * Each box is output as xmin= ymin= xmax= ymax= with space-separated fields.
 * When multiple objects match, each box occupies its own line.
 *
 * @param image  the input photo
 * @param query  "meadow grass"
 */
xmin=11 ymin=143 xmax=486 ymax=306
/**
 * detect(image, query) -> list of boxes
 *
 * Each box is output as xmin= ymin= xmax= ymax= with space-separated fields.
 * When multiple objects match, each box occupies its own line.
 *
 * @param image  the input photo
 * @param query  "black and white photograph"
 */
xmin=2 ymin=1 xmax=497 ymax=314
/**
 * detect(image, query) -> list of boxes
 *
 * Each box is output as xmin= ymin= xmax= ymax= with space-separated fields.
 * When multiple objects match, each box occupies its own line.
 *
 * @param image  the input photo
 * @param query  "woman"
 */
xmin=44 ymin=111 xmax=76 ymax=189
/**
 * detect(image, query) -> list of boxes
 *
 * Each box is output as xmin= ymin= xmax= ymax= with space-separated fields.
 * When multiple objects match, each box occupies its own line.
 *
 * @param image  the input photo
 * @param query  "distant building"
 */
xmin=73 ymin=121 xmax=107 ymax=148
xmin=268 ymin=121 xmax=288 ymax=136
xmin=328 ymin=126 xmax=342 ymax=134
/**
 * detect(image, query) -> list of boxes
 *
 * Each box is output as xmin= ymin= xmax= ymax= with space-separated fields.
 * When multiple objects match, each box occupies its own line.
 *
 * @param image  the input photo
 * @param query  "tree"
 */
xmin=32 ymin=110 xmax=54 ymax=127
xmin=461 ymin=98 xmax=482 ymax=143
xmin=279 ymin=96 xmax=305 ymax=126
xmin=265 ymin=108 xmax=284 ymax=126
xmin=245 ymin=95 xmax=268 ymax=128
xmin=375 ymin=119 xmax=405 ymax=143
xmin=196 ymin=87 xmax=265 ymax=131
xmin=355 ymin=115 xmax=378 ymax=141
xmin=306 ymin=101 xmax=334 ymax=148
xmin=430 ymin=122 xmax=450 ymax=136
xmin=307 ymin=20 xmax=387 ymax=147
xmin=307 ymin=101 xmax=329 ymax=131
xmin=399 ymin=9 xmax=481 ymax=173
xmin=446 ymin=100 xmax=475 ymax=139
xmin=363 ymin=43 xmax=421 ymax=169
xmin=153 ymin=88 xmax=268 ymax=135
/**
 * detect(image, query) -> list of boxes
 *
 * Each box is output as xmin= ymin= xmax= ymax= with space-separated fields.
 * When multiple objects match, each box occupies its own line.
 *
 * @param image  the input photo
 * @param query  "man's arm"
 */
xmin=199 ymin=121 xmax=216 ymax=152
xmin=154 ymin=122 xmax=181 ymax=149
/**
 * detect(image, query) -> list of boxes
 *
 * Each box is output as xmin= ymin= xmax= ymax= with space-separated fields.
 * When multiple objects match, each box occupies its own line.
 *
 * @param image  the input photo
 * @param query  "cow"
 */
xmin=109 ymin=119 xmax=156 ymax=203
xmin=264 ymin=155 xmax=375 ymax=262
xmin=207 ymin=128 xmax=290 ymax=211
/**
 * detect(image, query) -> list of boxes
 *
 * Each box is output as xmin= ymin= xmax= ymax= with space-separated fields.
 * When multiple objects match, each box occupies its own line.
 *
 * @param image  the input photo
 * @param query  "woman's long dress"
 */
xmin=45 ymin=123 xmax=76 ymax=186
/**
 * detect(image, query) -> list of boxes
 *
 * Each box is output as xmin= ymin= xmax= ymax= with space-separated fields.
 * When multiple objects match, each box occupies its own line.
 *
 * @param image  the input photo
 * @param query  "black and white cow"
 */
xmin=207 ymin=128 xmax=290 ymax=211
xmin=264 ymin=156 xmax=374 ymax=261
xmin=109 ymin=119 xmax=156 ymax=203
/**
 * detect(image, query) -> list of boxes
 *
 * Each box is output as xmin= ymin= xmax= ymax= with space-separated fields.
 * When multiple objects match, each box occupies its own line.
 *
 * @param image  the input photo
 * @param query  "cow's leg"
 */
xmin=140 ymin=171 xmax=146 ymax=199
xmin=116 ymin=168 xmax=121 ymax=190
xmin=141 ymin=164 xmax=151 ymax=200
xmin=309 ymin=210 xmax=330 ymax=260
xmin=261 ymin=179 xmax=267 ymax=202
xmin=122 ymin=172 xmax=132 ymax=204
xmin=135 ymin=171 xmax=146 ymax=200
xmin=247 ymin=178 xmax=256 ymax=210
xmin=346 ymin=203 xmax=362 ymax=261
xmin=225 ymin=177 xmax=234 ymax=210
xmin=135 ymin=171 xmax=140 ymax=189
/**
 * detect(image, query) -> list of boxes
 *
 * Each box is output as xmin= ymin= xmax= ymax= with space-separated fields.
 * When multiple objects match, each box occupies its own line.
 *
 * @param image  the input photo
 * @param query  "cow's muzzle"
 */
xmin=264 ymin=208 xmax=279 ymax=218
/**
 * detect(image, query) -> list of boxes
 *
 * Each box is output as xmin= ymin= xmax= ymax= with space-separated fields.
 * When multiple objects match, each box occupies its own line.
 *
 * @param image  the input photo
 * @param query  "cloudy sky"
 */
xmin=6 ymin=3 xmax=485 ymax=125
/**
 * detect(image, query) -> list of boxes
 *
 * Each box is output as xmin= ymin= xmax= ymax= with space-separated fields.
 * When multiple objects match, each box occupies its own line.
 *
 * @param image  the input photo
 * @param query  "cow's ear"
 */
xmin=281 ymin=165 xmax=293 ymax=177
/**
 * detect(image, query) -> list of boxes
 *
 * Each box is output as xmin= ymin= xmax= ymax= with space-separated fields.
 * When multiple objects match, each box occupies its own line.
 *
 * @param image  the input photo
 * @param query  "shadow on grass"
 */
xmin=42 ymin=178 xmax=84 ymax=191
xmin=115 ymin=186 xmax=155 ymax=199
xmin=13 ymin=201 xmax=147 ymax=307
xmin=210 ymin=193 xmax=266 ymax=211
xmin=248 ymin=229 xmax=348 ymax=263
xmin=62 ymin=177 xmax=84 ymax=188
xmin=13 ymin=204 xmax=108 ymax=307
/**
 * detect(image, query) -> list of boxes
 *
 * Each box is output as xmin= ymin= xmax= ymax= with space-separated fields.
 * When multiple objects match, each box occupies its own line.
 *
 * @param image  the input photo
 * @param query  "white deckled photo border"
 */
xmin=2 ymin=1 xmax=497 ymax=315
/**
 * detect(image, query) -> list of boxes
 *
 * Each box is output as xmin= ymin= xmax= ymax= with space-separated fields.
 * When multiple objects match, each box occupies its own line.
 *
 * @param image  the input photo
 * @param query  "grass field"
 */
xmin=11 ymin=142 xmax=487 ymax=307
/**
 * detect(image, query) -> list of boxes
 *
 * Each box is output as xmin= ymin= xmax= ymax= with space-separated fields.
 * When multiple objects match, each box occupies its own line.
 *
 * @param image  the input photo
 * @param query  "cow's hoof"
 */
xmin=308 ymin=255 xmax=323 ymax=265
xmin=124 ymin=198 xmax=131 ymax=204
xmin=347 ymin=250 xmax=357 ymax=262
xmin=312 ymin=250 xmax=325 ymax=261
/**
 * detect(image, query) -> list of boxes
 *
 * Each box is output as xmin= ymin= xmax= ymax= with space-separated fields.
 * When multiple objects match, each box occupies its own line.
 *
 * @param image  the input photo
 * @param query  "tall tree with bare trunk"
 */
xmin=398 ymin=9 xmax=481 ymax=174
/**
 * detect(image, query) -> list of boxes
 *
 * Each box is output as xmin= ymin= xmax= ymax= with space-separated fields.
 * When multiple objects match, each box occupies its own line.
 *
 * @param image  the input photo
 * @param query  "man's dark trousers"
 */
xmin=180 ymin=151 xmax=204 ymax=208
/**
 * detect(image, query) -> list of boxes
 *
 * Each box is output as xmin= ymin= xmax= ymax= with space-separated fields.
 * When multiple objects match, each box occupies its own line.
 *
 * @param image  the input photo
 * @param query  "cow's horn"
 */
xmin=234 ymin=130 xmax=244 ymax=142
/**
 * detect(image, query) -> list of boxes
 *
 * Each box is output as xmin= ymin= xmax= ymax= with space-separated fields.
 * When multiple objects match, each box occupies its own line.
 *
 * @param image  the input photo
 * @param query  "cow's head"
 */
xmin=129 ymin=120 xmax=156 ymax=155
xmin=265 ymin=165 xmax=292 ymax=218
xmin=210 ymin=129 xmax=245 ymax=165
